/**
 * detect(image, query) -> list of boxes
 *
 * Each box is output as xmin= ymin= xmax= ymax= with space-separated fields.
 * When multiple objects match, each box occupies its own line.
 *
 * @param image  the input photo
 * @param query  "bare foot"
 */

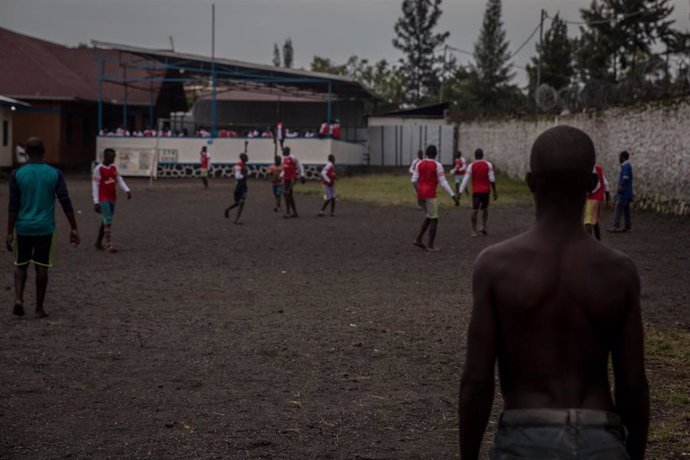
xmin=426 ymin=247 xmax=441 ymax=253
xmin=35 ymin=309 xmax=49 ymax=319
xmin=234 ymin=221 xmax=243 ymax=225
xmin=95 ymin=243 xmax=105 ymax=251
xmin=13 ymin=303 xmax=24 ymax=317
xmin=107 ymin=247 xmax=118 ymax=254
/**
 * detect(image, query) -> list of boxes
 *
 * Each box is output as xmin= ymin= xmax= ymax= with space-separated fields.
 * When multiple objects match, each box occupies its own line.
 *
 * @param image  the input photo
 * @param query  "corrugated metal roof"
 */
xmin=91 ymin=40 xmax=377 ymax=100
xmin=0 ymin=27 xmax=158 ymax=105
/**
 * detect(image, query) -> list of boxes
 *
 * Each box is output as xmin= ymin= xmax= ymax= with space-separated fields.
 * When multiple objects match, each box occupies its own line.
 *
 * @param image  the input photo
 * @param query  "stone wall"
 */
xmin=458 ymin=99 xmax=690 ymax=215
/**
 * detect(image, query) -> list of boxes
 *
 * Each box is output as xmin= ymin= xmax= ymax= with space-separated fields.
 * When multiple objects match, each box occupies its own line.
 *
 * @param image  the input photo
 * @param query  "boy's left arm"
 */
xmin=116 ymin=172 xmax=132 ymax=199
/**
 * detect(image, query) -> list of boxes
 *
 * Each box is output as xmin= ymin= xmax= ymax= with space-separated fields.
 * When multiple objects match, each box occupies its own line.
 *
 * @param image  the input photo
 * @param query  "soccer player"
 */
xmin=609 ymin=150 xmax=634 ymax=233
xmin=459 ymin=126 xmax=648 ymax=460
xmin=451 ymin=150 xmax=468 ymax=196
xmin=318 ymin=154 xmax=336 ymax=217
xmin=93 ymin=148 xmax=132 ymax=253
xmin=412 ymin=145 xmax=459 ymax=252
xmin=409 ymin=149 xmax=424 ymax=192
xmin=6 ymin=137 xmax=80 ymax=318
xmin=224 ymin=153 xmax=249 ymax=224
xmin=200 ymin=145 xmax=211 ymax=188
xmin=459 ymin=149 xmax=498 ymax=237
xmin=281 ymin=147 xmax=305 ymax=219
xmin=584 ymin=163 xmax=611 ymax=241
xmin=267 ymin=156 xmax=283 ymax=212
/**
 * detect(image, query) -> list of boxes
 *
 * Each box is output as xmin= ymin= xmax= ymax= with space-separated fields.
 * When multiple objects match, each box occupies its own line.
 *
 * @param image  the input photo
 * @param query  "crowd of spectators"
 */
xmin=99 ymin=121 xmax=342 ymax=139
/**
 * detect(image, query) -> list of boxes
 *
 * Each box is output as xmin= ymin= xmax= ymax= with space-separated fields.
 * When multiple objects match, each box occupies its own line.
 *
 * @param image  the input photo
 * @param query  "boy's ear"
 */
xmin=526 ymin=172 xmax=535 ymax=193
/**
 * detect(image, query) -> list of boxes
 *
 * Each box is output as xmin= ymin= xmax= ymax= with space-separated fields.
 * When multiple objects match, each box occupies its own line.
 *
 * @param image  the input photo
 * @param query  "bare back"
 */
xmin=484 ymin=229 xmax=637 ymax=410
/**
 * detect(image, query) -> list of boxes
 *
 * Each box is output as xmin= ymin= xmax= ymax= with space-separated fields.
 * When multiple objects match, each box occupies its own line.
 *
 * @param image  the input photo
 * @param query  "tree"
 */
xmin=310 ymin=56 xmax=347 ymax=75
xmin=392 ymin=0 xmax=450 ymax=103
xmin=526 ymin=14 xmax=574 ymax=91
xmin=576 ymin=0 xmax=676 ymax=83
xmin=471 ymin=0 xmax=514 ymax=107
xmin=283 ymin=38 xmax=294 ymax=69
xmin=272 ymin=43 xmax=281 ymax=67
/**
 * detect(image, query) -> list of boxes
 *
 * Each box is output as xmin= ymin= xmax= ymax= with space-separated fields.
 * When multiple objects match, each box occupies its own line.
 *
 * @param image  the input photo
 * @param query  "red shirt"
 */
xmin=321 ymin=162 xmax=335 ymax=185
xmin=283 ymin=156 xmax=297 ymax=181
xmin=416 ymin=159 xmax=445 ymax=199
xmin=453 ymin=157 xmax=467 ymax=176
xmin=200 ymin=151 xmax=210 ymax=169
xmin=331 ymin=123 xmax=342 ymax=140
xmin=319 ymin=123 xmax=329 ymax=137
xmin=468 ymin=160 xmax=494 ymax=194
xmin=93 ymin=164 xmax=121 ymax=202
xmin=588 ymin=164 xmax=608 ymax=201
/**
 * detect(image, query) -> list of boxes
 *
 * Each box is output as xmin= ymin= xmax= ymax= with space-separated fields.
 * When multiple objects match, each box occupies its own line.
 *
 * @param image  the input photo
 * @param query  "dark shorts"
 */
xmin=272 ymin=183 xmax=283 ymax=197
xmin=491 ymin=409 xmax=629 ymax=460
xmin=283 ymin=179 xmax=294 ymax=194
xmin=15 ymin=234 xmax=55 ymax=267
xmin=234 ymin=182 xmax=248 ymax=203
xmin=472 ymin=192 xmax=490 ymax=210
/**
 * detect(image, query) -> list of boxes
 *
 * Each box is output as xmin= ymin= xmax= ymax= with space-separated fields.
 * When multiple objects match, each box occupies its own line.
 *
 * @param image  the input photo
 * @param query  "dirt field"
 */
xmin=1 ymin=176 xmax=688 ymax=459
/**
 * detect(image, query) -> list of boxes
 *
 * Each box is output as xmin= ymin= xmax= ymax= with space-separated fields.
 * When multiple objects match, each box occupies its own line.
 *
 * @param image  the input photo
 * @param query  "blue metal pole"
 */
xmin=149 ymin=78 xmax=154 ymax=129
xmin=327 ymin=81 xmax=332 ymax=126
xmin=211 ymin=72 xmax=217 ymax=136
xmin=122 ymin=66 xmax=128 ymax=129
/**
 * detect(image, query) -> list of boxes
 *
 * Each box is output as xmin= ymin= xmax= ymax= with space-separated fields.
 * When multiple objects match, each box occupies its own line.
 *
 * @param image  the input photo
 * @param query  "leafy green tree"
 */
xmin=526 ymin=14 xmax=574 ymax=91
xmin=471 ymin=0 xmax=514 ymax=107
xmin=282 ymin=38 xmax=294 ymax=69
xmin=272 ymin=43 xmax=281 ymax=67
xmin=392 ymin=0 xmax=450 ymax=103
xmin=577 ymin=0 xmax=676 ymax=83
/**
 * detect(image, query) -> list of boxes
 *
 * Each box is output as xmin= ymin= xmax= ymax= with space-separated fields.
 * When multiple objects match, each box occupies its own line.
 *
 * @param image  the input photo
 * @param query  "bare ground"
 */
xmin=0 ymin=177 xmax=688 ymax=459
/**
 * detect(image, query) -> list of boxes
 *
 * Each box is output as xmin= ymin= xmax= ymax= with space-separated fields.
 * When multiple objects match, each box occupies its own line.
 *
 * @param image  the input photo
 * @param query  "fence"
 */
xmin=367 ymin=124 xmax=455 ymax=167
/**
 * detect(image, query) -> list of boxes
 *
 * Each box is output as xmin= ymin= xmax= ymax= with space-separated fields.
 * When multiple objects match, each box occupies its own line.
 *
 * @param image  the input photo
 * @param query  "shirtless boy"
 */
xmin=459 ymin=126 xmax=649 ymax=460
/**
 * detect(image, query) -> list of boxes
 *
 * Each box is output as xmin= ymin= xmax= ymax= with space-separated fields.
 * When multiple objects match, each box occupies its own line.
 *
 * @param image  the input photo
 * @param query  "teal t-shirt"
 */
xmin=9 ymin=163 xmax=73 ymax=236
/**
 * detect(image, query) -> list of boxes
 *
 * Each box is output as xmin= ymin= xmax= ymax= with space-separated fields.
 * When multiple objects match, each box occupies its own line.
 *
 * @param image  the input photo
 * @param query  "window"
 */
xmin=2 ymin=120 xmax=7 ymax=147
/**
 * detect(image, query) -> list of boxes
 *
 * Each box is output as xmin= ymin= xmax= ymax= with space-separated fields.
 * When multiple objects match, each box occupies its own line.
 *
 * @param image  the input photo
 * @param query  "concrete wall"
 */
xmin=96 ymin=137 xmax=366 ymax=177
xmin=458 ymin=100 xmax=690 ymax=215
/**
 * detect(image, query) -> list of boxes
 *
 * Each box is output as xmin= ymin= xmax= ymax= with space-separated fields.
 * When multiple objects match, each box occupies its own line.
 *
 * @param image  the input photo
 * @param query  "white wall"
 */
xmin=0 ymin=106 xmax=12 ymax=167
xmin=96 ymin=137 xmax=366 ymax=176
xmin=458 ymin=101 xmax=690 ymax=215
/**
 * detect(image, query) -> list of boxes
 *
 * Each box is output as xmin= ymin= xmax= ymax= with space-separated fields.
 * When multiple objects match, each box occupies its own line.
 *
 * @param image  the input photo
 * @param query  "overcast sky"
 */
xmin=1 ymin=0 xmax=689 ymax=83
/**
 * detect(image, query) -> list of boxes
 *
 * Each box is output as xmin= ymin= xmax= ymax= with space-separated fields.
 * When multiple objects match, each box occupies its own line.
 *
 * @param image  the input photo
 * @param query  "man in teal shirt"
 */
xmin=6 ymin=137 xmax=80 ymax=318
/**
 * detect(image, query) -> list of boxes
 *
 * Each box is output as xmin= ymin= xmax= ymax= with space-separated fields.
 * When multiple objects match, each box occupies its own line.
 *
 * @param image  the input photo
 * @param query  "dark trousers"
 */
xmin=614 ymin=197 xmax=632 ymax=230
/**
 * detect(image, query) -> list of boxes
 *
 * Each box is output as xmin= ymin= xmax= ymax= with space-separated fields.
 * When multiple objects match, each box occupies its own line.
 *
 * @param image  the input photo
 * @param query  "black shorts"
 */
xmin=15 ymin=234 xmax=55 ymax=267
xmin=472 ymin=193 xmax=490 ymax=210
xmin=283 ymin=179 xmax=294 ymax=194
xmin=234 ymin=182 xmax=248 ymax=203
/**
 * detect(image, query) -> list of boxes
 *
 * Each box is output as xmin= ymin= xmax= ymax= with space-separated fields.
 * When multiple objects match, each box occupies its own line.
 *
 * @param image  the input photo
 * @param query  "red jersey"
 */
xmin=453 ymin=157 xmax=467 ymax=176
xmin=200 ymin=150 xmax=210 ymax=169
xmin=467 ymin=160 xmax=494 ymax=194
xmin=321 ymin=161 xmax=335 ymax=185
xmin=415 ymin=159 xmax=445 ymax=199
xmin=319 ymin=123 xmax=329 ymax=137
xmin=331 ymin=123 xmax=342 ymax=140
xmin=283 ymin=156 xmax=297 ymax=181
xmin=588 ymin=164 xmax=609 ymax=201
xmin=92 ymin=163 xmax=129 ymax=203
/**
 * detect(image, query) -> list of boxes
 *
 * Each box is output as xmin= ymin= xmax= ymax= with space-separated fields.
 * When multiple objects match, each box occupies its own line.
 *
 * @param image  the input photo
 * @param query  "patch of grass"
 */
xmin=295 ymin=172 xmax=532 ymax=208
xmin=645 ymin=327 xmax=690 ymax=453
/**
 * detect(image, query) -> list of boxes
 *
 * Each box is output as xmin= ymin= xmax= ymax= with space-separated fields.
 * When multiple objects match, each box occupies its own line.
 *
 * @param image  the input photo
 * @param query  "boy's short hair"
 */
xmin=283 ymin=147 xmax=290 ymax=156
xmin=425 ymin=145 xmax=438 ymax=159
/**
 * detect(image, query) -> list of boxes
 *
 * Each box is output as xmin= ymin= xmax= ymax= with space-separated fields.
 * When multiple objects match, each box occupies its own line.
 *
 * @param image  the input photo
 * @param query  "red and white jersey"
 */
xmin=276 ymin=122 xmax=285 ymax=141
xmin=413 ymin=159 xmax=454 ymax=199
xmin=330 ymin=123 xmax=342 ymax=139
xmin=281 ymin=155 xmax=304 ymax=181
xmin=460 ymin=159 xmax=495 ymax=194
xmin=321 ymin=161 xmax=335 ymax=185
xmin=234 ymin=161 xmax=246 ymax=180
xmin=409 ymin=158 xmax=421 ymax=182
xmin=588 ymin=164 xmax=609 ymax=201
xmin=319 ymin=123 xmax=330 ymax=137
xmin=452 ymin=157 xmax=467 ymax=176
xmin=92 ymin=163 xmax=130 ymax=203
xmin=200 ymin=150 xmax=211 ymax=169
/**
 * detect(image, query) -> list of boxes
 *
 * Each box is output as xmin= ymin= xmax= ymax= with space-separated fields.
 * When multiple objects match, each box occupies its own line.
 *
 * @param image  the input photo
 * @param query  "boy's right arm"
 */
xmin=55 ymin=172 xmax=80 ymax=246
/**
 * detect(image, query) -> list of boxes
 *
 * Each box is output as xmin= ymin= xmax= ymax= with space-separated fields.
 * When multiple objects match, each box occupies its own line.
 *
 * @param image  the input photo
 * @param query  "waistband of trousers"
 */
xmin=499 ymin=409 xmax=623 ymax=428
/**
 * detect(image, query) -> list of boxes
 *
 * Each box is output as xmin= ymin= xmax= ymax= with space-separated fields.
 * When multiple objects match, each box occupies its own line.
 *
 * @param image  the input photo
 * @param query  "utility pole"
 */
xmin=536 ymin=9 xmax=546 ymax=90
xmin=211 ymin=3 xmax=217 ymax=137
xmin=439 ymin=44 xmax=448 ymax=103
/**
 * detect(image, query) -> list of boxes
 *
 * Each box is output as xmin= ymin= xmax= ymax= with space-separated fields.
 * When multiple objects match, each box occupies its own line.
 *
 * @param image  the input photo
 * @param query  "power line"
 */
xmin=544 ymin=10 xmax=644 ymax=26
xmin=511 ymin=22 xmax=542 ymax=58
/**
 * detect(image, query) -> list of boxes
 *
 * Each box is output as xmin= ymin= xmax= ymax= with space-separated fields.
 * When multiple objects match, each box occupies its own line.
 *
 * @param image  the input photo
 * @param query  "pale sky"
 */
xmin=1 ymin=0 xmax=689 ymax=83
